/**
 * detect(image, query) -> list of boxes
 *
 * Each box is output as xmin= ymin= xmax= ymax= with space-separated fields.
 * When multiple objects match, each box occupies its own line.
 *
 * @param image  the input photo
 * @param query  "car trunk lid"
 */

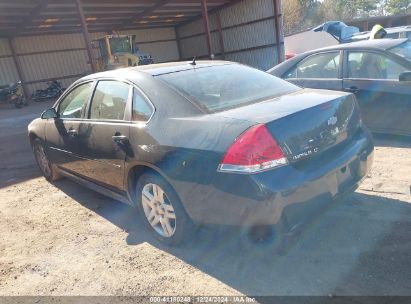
xmin=216 ymin=89 xmax=361 ymax=163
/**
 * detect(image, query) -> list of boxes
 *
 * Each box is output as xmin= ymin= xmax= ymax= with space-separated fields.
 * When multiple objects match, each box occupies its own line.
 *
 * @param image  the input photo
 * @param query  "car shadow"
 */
xmin=372 ymin=133 xmax=411 ymax=148
xmin=55 ymin=178 xmax=411 ymax=296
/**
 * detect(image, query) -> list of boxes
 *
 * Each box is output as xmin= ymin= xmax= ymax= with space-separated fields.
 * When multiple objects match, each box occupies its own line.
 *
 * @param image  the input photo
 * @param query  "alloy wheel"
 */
xmin=141 ymin=183 xmax=176 ymax=238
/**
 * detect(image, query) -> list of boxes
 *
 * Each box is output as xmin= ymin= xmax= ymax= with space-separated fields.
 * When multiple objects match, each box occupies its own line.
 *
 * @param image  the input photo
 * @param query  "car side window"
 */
xmin=132 ymin=88 xmax=153 ymax=122
xmin=285 ymin=52 xmax=340 ymax=79
xmin=58 ymin=82 xmax=93 ymax=119
xmin=347 ymin=51 xmax=408 ymax=80
xmin=90 ymin=80 xmax=130 ymax=120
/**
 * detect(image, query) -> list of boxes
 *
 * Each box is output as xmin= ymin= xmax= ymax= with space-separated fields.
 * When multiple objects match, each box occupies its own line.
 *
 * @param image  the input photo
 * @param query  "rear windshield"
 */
xmin=389 ymin=41 xmax=411 ymax=62
xmin=157 ymin=64 xmax=299 ymax=112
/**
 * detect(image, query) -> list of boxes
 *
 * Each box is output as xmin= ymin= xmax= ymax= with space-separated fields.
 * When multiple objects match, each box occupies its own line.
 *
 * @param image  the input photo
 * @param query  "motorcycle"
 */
xmin=31 ymin=80 xmax=65 ymax=102
xmin=0 ymin=81 xmax=27 ymax=108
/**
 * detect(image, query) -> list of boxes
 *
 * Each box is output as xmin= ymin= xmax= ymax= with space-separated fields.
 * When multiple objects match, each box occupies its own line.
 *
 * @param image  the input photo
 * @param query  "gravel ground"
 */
xmin=0 ymin=101 xmax=410 ymax=296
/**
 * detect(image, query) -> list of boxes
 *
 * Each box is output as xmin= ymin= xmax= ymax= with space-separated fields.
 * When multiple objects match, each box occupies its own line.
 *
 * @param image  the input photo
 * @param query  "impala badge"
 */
xmin=328 ymin=116 xmax=338 ymax=126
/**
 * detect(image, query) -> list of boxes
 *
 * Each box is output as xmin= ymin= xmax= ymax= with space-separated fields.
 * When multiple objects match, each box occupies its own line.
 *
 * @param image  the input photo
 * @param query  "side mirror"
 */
xmin=399 ymin=71 xmax=411 ymax=82
xmin=41 ymin=108 xmax=58 ymax=119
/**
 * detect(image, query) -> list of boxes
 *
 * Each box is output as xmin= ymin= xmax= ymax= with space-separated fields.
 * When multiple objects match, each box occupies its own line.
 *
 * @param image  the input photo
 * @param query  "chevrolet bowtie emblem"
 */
xmin=328 ymin=116 xmax=338 ymax=126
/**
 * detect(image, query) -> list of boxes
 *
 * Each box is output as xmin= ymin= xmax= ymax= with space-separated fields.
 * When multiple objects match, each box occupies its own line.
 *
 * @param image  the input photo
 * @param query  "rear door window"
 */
xmin=89 ymin=80 xmax=130 ymax=120
xmin=347 ymin=51 xmax=408 ymax=80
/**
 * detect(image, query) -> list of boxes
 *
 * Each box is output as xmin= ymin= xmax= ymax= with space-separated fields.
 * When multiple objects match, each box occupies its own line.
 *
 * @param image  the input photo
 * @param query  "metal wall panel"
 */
xmin=18 ymin=50 xmax=89 ymax=82
xmin=119 ymin=27 xmax=176 ymax=42
xmin=222 ymin=19 xmax=276 ymax=52
xmin=211 ymin=32 xmax=221 ymax=56
xmin=0 ymin=38 xmax=11 ymax=56
xmin=220 ymin=0 xmax=274 ymax=28
xmin=14 ymin=33 xmax=85 ymax=54
xmin=0 ymin=57 xmax=19 ymax=85
xmin=180 ymin=35 xmax=207 ymax=59
xmin=178 ymin=14 xmax=217 ymax=38
xmin=176 ymin=0 xmax=283 ymax=69
xmin=138 ymin=41 xmax=179 ymax=63
xmin=180 ymin=32 xmax=220 ymax=59
xmin=0 ymin=28 xmax=179 ymax=95
xmin=226 ymin=46 xmax=278 ymax=70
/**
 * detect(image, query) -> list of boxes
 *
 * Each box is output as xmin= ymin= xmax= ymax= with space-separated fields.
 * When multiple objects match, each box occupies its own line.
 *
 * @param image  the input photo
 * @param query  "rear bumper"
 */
xmin=180 ymin=126 xmax=374 ymax=226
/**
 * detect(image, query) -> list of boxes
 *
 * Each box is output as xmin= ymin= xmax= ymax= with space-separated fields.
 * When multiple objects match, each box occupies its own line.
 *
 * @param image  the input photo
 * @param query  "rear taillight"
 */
xmin=218 ymin=124 xmax=288 ymax=173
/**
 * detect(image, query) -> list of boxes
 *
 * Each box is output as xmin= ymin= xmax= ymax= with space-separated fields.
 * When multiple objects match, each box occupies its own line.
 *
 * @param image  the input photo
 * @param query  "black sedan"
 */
xmin=269 ymin=39 xmax=411 ymax=136
xmin=28 ymin=61 xmax=374 ymax=245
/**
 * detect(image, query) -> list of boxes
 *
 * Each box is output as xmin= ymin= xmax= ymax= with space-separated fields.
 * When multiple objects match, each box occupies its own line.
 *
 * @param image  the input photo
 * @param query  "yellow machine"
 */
xmin=94 ymin=35 xmax=139 ymax=71
xmin=369 ymin=24 xmax=387 ymax=40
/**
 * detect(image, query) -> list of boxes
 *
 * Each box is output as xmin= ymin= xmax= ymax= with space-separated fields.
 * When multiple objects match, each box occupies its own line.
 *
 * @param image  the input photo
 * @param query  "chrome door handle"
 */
xmin=112 ymin=134 xmax=128 ymax=143
xmin=67 ymin=129 xmax=77 ymax=136
xmin=344 ymin=86 xmax=359 ymax=93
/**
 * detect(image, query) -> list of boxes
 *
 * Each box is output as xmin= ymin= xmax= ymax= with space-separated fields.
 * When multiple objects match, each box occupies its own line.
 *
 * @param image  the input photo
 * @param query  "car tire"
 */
xmin=32 ymin=138 xmax=62 ymax=182
xmin=136 ymin=172 xmax=196 ymax=245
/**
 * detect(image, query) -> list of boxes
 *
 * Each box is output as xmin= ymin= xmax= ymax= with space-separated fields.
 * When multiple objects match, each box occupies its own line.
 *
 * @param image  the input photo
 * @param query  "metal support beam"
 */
xmin=273 ymin=0 xmax=282 ymax=64
xmin=8 ymin=38 xmax=29 ymax=98
xmin=216 ymin=11 xmax=225 ymax=60
xmin=201 ymin=0 xmax=213 ymax=59
xmin=75 ymin=0 xmax=96 ymax=73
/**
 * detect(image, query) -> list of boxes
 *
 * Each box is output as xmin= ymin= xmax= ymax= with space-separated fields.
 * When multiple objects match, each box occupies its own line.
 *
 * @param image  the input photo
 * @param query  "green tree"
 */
xmin=386 ymin=0 xmax=411 ymax=14
xmin=318 ymin=0 xmax=380 ymax=20
xmin=283 ymin=0 xmax=304 ymax=35
xmin=355 ymin=0 xmax=379 ymax=17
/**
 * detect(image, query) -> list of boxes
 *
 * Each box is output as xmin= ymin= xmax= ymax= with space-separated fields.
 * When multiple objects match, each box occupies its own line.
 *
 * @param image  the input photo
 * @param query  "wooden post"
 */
xmin=273 ymin=0 xmax=282 ymax=64
xmin=200 ymin=0 xmax=213 ymax=59
xmin=216 ymin=11 xmax=225 ymax=59
xmin=75 ymin=0 xmax=96 ymax=73
xmin=8 ymin=38 xmax=29 ymax=98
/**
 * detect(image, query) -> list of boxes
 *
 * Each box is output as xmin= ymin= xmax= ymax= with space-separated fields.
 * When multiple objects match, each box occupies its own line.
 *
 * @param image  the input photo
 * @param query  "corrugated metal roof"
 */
xmin=0 ymin=0 xmax=235 ymax=37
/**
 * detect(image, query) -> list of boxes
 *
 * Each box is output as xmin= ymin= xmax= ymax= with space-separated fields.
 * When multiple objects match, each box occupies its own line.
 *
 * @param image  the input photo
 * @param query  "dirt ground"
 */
xmin=0 ymin=101 xmax=410 ymax=296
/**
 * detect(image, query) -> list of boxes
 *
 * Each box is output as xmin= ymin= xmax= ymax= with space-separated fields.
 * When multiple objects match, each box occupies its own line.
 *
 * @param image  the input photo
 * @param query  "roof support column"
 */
xmin=273 ymin=0 xmax=282 ymax=64
xmin=8 ymin=38 xmax=29 ymax=99
xmin=75 ymin=0 xmax=96 ymax=73
xmin=201 ymin=0 xmax=213 ymax=59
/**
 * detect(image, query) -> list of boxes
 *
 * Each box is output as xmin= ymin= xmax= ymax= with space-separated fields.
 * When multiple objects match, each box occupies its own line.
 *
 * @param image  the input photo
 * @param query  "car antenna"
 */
xmin=190 ymin=57 xmax=196 ymax=66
